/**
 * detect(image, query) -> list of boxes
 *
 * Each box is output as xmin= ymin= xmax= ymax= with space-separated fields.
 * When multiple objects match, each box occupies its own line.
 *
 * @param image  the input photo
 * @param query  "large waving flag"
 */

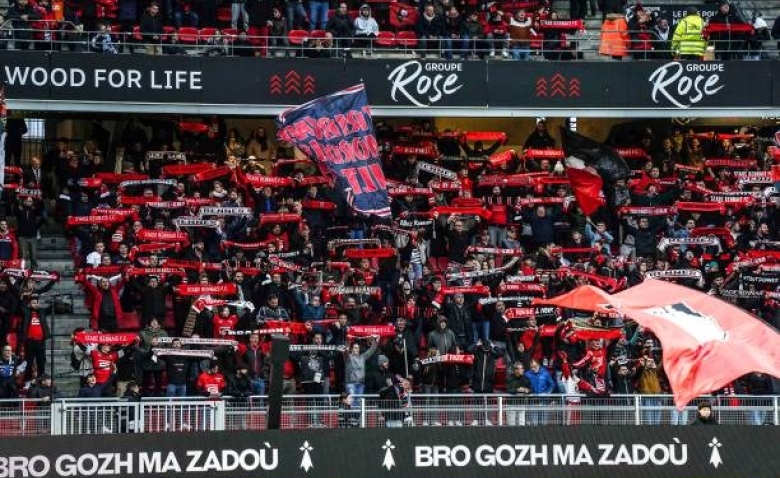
xmin=276 ymin=84 xmax=391 ymax=217
xmin=538 ymin=280 xmax=780 ymax=409
xmin=560 ymin=128 xmax=630 ymax=216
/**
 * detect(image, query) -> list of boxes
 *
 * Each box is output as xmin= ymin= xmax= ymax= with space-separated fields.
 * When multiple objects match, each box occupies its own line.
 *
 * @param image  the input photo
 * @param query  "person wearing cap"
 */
xmin=671 ymin=6 xmax=705 ymax=60
xmin=690 ymin=401 xmax=718 ymax=425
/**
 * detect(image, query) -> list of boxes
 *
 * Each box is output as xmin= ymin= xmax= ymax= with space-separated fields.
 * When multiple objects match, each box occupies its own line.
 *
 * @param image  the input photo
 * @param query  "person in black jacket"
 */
xmin=708 ymin=0 xmax=746 ymax=61
xmin=227 ymin=364 xmax=253 ymax=400
xmin=140 ymin=2 xmax=164 ymax=55
xmin=623 ymin=215 xmax=669 ymax=260
xmin=690 ymin=402 xmax=718 ymax=425
xmin=441 ymin=293 xmax=474 ymax=350
xmin=19 ymin=298 xmax=50 ymax=382
xmin=7 ymin=0 xmax=40 ymax=51
xmin=163 ymin=338 xmax=191 ymax=397
xmin=326 ymin=2 xmax=354 ymax=57
xmin=416 ymin=3 xmax=445 ymax=58
xmin=16 ymin=197 xmax=44 ymax=269
xmin=470 ymin=340 xmax=500 ymax=393
xmin=129 ymin=275 xmax=175 ymax=323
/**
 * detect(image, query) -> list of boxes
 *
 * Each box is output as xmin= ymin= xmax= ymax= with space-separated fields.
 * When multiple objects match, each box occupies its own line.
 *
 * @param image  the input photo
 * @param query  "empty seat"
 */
xmin=375 ymin=31 xmax=396 ymax=47
xmin=178 ymin=27 xmax=198 ymax=44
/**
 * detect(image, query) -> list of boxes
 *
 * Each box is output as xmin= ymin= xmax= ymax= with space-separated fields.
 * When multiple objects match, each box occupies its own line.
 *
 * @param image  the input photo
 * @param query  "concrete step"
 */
xmin=38 ymin=236 xmax=71 ymax=251
xmin=37 ymin=250 xmax=75 ymax=261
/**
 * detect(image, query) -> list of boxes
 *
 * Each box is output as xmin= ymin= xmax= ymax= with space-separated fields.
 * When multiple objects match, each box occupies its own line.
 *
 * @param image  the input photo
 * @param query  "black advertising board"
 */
xmin=488 ymin=62 xmax=630 ymax=109
xmin=0 ymin=427 xmax=777 ymax=478
xmin=199 ymin=57 xmax=349 ymax=106
xmin=345 ymin=59 xmax=488 ymax=108
xmin=627 ymin=61 xmax=773 ymax=109
xmin=637 ymin=3 xmax=721 ymax=26
xmin=1 ymin=52 xmax=779 ymax=113
xmin=47 ymin=53 xmax=201 ymax=103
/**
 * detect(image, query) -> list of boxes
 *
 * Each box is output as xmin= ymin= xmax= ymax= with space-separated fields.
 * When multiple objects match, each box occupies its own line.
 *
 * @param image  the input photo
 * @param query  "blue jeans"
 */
xmin=472 ymin=321 xmax=490 ymax=342
xmin=511 ymin=45 xmax=530 ymax=60
xmin=670 ymin=408 xmax=689 ymax=425
xmin=346 ymin=383 xmax=365 ymax=396
xmin=286 ymin=1 xmax=308 ymax=31
xmin=443 ymin=37 xmax=468 ymax=59
xmin=308 ymin=1 xmax=329 ymax=30
xmin=251 ymin=378 xmax=266 ymax=396
xmin=642 ymin=397 xmax=662 ymax=425
xmin=167 ymin=384 xmax=187 ymax=397
xmin=752 ymin=410 xmax=768 ymax=425
xmin=348 ymin=228 xmax=365 ymax=241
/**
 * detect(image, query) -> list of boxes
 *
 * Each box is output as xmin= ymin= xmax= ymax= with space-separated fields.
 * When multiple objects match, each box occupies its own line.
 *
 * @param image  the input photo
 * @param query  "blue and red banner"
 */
xmin=276 ymin=84 xmax=391 ymax=217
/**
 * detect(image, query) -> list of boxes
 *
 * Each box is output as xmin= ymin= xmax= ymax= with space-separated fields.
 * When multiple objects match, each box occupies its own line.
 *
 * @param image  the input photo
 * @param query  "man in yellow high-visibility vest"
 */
xmin=671 ymin=6 xmax=706 ymax=59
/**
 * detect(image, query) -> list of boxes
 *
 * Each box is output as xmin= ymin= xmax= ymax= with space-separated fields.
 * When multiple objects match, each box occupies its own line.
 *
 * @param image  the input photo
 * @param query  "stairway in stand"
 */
xmin=36 ymin=234 xmax=88 ymax=396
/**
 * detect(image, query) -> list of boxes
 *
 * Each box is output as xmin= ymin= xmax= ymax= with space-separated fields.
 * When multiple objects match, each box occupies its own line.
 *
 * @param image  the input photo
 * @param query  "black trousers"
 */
xmin=24 ymin=339 xmax=46 ymax=381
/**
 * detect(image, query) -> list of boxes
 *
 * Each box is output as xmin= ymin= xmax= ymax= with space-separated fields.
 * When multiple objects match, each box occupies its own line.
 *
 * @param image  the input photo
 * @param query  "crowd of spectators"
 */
xmin=0 ymin=116 xmax=778 ymax=427
xmin=0 ymin=0 xmax=778 ymax=59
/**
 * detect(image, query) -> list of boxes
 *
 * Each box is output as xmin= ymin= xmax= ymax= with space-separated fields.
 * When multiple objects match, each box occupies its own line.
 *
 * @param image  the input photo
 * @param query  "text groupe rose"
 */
xmin=3 ymin=67 xmax=202 ymax=90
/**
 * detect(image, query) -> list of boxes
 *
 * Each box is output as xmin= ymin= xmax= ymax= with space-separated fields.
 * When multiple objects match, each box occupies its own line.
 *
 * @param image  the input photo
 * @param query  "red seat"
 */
xmin=198 ymin=27 xmax=217 ymax=42
xmin=396 ymin=30 xmax=418 ymax=49
xmin=375 ymin=31 xmax=395 ymax=47
xmin=178 ymin=27 xmax=198 ymax=44
xmin=163 ymin=25 xmax=176 ymax=41
xmin=132 ymin=25 xmax=143 ymax=42
xmin=309 ymin=29 xmax=328 ymax=40
xmin=288 ymin=29 xmax=308 ymax=46
xmin=222 ymin=27 xmax=239 ymax=38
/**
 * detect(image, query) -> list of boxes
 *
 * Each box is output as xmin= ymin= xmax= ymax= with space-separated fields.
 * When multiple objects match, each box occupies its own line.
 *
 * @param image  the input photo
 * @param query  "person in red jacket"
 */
xmin=483 ymin=10 xmax=510 ymax=58
xmin=196 ymin=360 xmax=226 ymax=398
xmin=90 ymin=343 xmax=123 ymax=395
xmin=212 ymin=305 xmax=239 ymax=338
xmin=0 ymin=220 xmax=19 ymax=261
xmin=82 ymin=275 xmax=124 ymax=332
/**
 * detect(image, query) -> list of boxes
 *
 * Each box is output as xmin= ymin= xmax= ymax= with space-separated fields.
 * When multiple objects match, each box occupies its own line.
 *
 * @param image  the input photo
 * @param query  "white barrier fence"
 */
xmin=0 ymin=394 xmax=777 ymax=436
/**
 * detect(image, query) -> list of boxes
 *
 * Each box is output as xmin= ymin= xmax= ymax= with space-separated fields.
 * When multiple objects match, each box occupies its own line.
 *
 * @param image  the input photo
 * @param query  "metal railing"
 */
xmin=0 ymin=24 xmax=776 ymax=60
xmin=0 ymin=394 xmax=772 ymax=436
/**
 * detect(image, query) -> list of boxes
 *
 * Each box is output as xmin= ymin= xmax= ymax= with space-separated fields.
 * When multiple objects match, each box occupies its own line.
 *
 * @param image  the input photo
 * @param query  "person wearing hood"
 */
xmin=354 ymin=4 xmax=379 ymax=54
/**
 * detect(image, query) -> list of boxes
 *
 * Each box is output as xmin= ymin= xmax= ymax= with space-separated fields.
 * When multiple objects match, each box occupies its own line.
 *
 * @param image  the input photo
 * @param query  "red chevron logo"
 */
xmin=269 ymin=75 xmax=282 ymax=95
xmin=303 ymin=75 xmax=316 ymax=95
xmin=535 ymin=78 xmax=548 ymax=97
xmin=285 ymin=71 xmax=301 ymax=81
xmin=569 ymin=78 xmax=581 ymax=97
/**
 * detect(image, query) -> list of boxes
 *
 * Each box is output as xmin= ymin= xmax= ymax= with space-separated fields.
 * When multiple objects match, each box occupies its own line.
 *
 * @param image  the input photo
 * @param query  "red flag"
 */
xmin=564 ymin=157 xmax=605 ymax=216
xmin=545 ymin=282 xmax=780 ymax=409
xmin=772 ymin=164 xmax=780 ymax=183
